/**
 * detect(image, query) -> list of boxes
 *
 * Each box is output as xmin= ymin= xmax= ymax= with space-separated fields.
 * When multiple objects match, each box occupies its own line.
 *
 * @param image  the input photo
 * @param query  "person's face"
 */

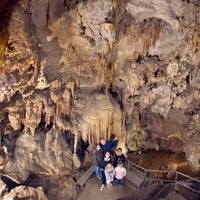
xmin=105 ymin=152 xmax=110 ymax=158
xmin=100 ymin=139 xmax=106 ymax=145
xmin=96 ymin=145 xmax=101 ymax=150
xmin=107 ymin=163 xmax=112 ymax=168
xmin=116 ymin=150 xmax=122 ymax=155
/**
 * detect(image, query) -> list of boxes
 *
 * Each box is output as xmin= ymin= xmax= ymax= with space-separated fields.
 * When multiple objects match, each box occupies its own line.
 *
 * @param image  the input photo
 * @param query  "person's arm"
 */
xmin=122 ymin=154 xmax=126 ymax=163
xmin=111 ymin=139 xmax=118 ymax=148
xmin=123 ymin=168 xmax=127 ymax=177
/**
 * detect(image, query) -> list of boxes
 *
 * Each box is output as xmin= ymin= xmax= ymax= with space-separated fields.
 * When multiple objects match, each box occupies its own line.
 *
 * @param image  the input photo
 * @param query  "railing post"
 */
xmin=144 ymin=169 xmax=147 ymax=182
xmin=127 ymin=160 xmax=130 ymax=170
xmin=174 ymin=172 xmax=178 ymax=189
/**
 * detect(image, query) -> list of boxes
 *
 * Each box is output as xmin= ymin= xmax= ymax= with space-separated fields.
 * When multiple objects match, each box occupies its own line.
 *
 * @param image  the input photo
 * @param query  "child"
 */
xmin=113 ymin=147 xmax=126 ymax=168
xmin=115 ymin=161 xmax=126 ymax=186
xmin=99 ymin=151 xmax=112 ymax=191
xmin=105 ymin=163 xmax=115 ymax=188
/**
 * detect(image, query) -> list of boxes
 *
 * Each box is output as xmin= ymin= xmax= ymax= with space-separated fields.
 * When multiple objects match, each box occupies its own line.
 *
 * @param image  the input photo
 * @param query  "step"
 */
xmin=151 ymin=184 xmax=172 ymax=200
xmin=125 ymin=169 xmax=145 ymax=188
xmin=76 ymin=165 xmax=94 ymax=190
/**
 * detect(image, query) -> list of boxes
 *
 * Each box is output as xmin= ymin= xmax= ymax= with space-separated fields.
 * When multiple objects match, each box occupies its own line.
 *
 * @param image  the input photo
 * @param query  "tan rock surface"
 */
xmin=0 ymin=0 xmax=199 ymax=199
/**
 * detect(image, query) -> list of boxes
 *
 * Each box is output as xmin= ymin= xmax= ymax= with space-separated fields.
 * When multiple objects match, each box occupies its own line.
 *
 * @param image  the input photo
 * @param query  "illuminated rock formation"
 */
xmin=0 ymin=0 xmax=199 ymax=199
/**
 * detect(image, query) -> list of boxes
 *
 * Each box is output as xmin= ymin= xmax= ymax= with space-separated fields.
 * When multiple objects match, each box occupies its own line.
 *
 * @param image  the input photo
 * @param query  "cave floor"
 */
xmin=76 ymin=174 xmax=136 ymax=200
xmin=76 ymin=150 xmax=200 ymax=200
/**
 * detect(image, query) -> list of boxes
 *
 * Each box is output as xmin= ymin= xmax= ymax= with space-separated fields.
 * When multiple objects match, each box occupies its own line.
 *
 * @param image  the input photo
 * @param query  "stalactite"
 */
xmin=61 ymin=88 xmax=71 ymax=116
xmin=83 ymin=93 xmax=123 ymax=147
xmin=67 ymin=82 xmax=74 ymax=97
xmin=141 ymin=18 xmax=161 ymax=56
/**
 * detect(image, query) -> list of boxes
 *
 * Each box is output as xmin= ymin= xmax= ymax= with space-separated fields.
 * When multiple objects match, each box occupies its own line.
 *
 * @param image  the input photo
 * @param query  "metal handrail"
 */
xmin=127 ymin=159 xmax=200 ymax=193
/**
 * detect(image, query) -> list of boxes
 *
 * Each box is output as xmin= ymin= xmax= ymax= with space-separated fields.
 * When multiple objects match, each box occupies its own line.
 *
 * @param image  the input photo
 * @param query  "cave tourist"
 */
xmin=92 ymin=143 xmax=104 ymax=179
xmin=113 ymin=147 xmax=126 ymax=168
xmin=99 ymin=151 xmax=112 ymax=191
xmin=114 ymin=161 xmax=127 ymax=186
xmin=99 ymin=136 xmax=118 ymax=156
xmin=104 ymin=163 xmax=115 ymax=188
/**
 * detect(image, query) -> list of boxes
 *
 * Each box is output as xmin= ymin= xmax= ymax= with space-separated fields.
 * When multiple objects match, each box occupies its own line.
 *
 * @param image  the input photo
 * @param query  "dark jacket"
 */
xmin=100 ymin=140 xmax=118 ymax=155
xmin=113 ymin=153 xmax=126 ymax=168
xmin=92 ymin=149 xmax=103 ymax=166
xmin=100 ymin=157 xmax=112 ymax=170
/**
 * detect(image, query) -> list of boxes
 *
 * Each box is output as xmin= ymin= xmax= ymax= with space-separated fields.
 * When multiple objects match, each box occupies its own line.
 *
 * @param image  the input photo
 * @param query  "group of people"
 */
xmin=92 ymin=137 xmax=126 ymax=191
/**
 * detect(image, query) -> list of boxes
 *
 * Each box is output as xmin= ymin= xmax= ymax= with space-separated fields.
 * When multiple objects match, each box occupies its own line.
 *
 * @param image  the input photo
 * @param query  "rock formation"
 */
xmin=0 ymin=0 xmax=199 ymax=199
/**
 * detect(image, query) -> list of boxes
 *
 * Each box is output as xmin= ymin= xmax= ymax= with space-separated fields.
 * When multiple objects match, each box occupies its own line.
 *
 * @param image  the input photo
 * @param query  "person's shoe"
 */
xmin=97 ymin=176 xmax=101 ymax=179
xmin=107 ymin=183 xmax=112 ymax=189
xmin=100 ymin=184 xmax=104 ymax=191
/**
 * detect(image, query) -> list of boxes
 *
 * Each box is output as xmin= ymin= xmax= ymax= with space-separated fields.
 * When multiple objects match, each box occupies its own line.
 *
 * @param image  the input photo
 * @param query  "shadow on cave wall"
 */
xmin=0 ymin=0 xmax=18 ymax=68
xmin=63 ymin=130 xmax=89 ymax=163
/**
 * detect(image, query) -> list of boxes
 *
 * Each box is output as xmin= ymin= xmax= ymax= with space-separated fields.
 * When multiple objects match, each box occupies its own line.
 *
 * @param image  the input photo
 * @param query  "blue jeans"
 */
xmin=100 ymin=169 xmax=106 ymax=185
xmin=115 ymin=178 xmax=124 ymax=186
xmin=94 ymin=166 xmax=101 ymax=177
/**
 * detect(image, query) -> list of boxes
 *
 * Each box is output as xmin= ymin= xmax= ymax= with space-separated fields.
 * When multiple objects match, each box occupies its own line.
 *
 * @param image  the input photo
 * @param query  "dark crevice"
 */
xmin=136 ymin=55 xmax=143 ymax=64
xmin=109 ymin=84 xmax=123 ymax=109
xmin=64 ymin=130 xmax=89 ymax=163
xmin=76 ymin=138 xmax=89 ymax=163
xmin=144 ymin=74 xmax=148 ymax=85
xmin=1 ymin=175 xmax=20 ymax=192
xmin=46 ymin=121 xmax=53 ymax=131
xmin=186 ymin=75 xmax=190 ymax=85
xmin=46 ymin=3 xmax=50 ymax=28
xmin=0 ymin=0 xmax=18 ymax=70
xmin=62 ymin=0 xmax=83 ymax=9
xmin=146 ymin=54 xmax=162 ymax=62
xmin=64 ymin=130 xmax=74 ymax=153
xmin=85 ymin=36 xmax=95 ymax=47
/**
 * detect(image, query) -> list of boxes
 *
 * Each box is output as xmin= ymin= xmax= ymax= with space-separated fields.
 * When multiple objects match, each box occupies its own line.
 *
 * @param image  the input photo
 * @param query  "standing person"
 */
xmin=105 ymin=163 xmax=115 ymax=188
xmin=92 ymin=144 xmax=103 ymax=179
xmin=99 ymin=151 xmax=112 ymax=191
xmin=100 ymin=136 xmax=118 ymax=156
xmin=113 ymin=147 xmax=126 ymax=168
xmin=115 ymin=161 xmax=126 ymax=186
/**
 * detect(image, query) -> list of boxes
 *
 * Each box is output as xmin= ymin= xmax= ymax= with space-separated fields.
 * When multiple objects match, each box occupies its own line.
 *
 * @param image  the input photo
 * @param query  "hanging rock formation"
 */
xmin=0 ymin=0 xmax=200 ymax=199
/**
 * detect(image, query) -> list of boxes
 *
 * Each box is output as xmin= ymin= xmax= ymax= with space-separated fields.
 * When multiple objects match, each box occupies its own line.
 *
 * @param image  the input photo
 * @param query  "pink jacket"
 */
xmin=115 ymin=166 xmax=126 ymax=180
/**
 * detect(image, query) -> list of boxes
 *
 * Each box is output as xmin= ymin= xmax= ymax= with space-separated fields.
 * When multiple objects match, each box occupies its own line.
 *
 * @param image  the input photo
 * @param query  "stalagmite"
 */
xmin=72 ymin=129 xmax=81 ymax=168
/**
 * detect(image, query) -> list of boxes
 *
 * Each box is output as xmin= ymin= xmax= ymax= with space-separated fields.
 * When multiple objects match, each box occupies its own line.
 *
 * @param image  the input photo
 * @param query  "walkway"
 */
xmin=76 ymin=174 xmax=136 ymax=200
xmin=76 ymin=158 xmax=200 ymax=200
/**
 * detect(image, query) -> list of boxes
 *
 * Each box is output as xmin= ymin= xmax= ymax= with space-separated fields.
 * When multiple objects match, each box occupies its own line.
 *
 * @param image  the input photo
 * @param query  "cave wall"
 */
xmin=0 ymin=0 xmax=200 ymax=199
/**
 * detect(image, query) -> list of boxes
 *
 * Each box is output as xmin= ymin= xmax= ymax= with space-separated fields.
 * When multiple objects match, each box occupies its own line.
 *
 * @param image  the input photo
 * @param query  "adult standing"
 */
xmin=99 ymin=136 xmax=118 ymax=156
xmin=92 ymin=144 xmax=103 ymax=179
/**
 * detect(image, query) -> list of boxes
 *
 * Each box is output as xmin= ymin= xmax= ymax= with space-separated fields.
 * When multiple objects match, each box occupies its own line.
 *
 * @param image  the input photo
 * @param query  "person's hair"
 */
xmin=117 ymin=147 xmax=122 ymax=151
xmin=117 ymin=160 xmax=123 ymax=166
xmin=105 ymin=151 xmax=111 ymax=156
xmin=92 ymin=144 xmax=97 ymax=153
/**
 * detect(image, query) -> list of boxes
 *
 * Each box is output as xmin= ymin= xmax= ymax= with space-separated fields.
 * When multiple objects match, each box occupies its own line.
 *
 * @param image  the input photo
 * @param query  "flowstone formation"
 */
xmin=0 ymin=0 xmax=199 ymax=199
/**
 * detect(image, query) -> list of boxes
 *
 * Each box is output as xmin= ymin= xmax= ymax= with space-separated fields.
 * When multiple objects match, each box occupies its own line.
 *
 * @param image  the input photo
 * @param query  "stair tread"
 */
xmin=125 ymin=170 xmax=144 ymax=188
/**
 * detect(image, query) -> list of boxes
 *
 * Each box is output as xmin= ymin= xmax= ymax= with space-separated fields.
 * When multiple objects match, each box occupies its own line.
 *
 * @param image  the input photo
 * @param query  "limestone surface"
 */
xmin=0 ymin=0 xmax=199 ymax=199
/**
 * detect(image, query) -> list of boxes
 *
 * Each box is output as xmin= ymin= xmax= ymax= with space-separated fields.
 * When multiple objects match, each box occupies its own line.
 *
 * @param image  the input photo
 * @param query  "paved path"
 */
xmin=76 ymin=174 xmax=136 ymax=200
